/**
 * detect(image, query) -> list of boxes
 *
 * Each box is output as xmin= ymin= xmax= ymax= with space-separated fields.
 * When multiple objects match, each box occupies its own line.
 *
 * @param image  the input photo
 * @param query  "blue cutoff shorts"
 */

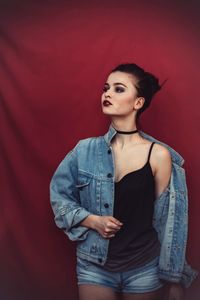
xmin=76 ymin=255 xmax=166 ymax=293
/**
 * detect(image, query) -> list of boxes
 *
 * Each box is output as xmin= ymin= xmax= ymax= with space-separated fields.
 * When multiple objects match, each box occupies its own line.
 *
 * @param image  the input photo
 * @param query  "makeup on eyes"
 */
xmin=103 ymin=82 xmax=126 ymax=93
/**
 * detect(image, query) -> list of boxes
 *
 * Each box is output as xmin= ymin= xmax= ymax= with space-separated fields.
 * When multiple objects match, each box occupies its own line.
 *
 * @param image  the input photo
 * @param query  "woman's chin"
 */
xmin=102 ymin=110 xmax=114 ymax=116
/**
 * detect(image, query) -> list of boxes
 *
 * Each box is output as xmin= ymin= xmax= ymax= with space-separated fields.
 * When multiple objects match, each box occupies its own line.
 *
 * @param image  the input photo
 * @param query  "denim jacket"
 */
xmin=50 ymin=125 xmax=198 ymax=288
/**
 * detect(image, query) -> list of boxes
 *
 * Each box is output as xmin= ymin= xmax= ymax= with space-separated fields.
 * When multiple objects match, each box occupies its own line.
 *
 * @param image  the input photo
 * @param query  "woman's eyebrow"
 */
xmin=105 ymin=82 xmax=127 ymax=87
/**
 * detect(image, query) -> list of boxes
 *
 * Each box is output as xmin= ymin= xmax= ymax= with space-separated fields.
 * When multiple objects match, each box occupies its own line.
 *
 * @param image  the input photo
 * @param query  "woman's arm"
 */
xmin=153 ymin=144 xmax=172 ymax=199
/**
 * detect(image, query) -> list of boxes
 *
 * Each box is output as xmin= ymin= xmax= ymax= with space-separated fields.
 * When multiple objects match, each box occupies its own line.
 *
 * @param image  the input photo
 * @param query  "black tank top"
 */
xmin=103 ymin=142 xmax=160 ymax=271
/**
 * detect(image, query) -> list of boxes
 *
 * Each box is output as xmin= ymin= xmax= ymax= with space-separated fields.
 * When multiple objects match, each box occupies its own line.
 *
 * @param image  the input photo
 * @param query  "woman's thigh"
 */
xmin=78 ymin=284 xmax=121 ymax=300
xmin=78 ymin=284 xmax=169 ymax=300
xmin=121 ymin=284 xmax=169 ymax=300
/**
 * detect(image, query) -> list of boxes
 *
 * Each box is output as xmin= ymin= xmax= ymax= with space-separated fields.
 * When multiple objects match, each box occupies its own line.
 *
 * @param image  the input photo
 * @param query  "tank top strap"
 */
xmin=147 ymin=142 xmax=155 ymax=163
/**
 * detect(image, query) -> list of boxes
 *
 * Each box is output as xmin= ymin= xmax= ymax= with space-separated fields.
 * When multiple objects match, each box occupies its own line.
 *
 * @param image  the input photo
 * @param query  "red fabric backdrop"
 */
xmin=0 ymin=1 xmax=199 ymax=299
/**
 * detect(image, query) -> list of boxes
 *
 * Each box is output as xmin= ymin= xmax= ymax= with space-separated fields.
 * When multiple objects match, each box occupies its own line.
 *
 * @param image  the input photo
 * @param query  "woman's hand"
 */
xmin=168 ymin=283 xmax=185 ymax=300
xmin=81 ymin=214 xmax=123 ymax=238
xmin=92 ymin=215 xmax=123 ymax=238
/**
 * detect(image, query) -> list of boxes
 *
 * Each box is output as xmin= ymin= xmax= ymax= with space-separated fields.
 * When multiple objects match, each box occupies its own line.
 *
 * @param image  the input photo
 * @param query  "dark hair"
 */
xmin=110 ymin=63 xmax=163 ymax=118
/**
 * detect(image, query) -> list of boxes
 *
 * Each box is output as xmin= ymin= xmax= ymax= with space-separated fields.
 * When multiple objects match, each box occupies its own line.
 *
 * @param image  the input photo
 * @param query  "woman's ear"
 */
xmin=134 ymin=97 xmax=145 ymax=110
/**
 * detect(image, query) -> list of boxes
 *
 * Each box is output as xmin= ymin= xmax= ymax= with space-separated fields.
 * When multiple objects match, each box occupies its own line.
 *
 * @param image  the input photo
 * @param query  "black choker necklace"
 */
xmin=115 ymin=128 xmax=138 ymax=135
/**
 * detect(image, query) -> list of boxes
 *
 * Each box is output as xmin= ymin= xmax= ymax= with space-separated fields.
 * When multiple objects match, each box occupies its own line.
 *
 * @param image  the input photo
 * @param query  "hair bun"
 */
xmin=144 ymin=72 xmax=161 ymax=95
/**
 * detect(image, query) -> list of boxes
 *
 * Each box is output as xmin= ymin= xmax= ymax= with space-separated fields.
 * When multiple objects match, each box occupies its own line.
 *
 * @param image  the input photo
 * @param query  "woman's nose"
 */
xmin=105 ymin=90 xmax=111 ymax=98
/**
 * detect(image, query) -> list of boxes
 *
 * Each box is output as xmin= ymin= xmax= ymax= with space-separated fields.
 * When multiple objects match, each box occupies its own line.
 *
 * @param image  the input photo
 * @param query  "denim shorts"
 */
xmin=76 ymin=255 xmax=166 ymax=293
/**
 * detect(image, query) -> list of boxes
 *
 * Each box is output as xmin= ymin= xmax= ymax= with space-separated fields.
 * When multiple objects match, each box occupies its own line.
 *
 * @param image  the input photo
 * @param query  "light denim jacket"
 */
xmin=50 ymin=125 xmax=198 ymax=288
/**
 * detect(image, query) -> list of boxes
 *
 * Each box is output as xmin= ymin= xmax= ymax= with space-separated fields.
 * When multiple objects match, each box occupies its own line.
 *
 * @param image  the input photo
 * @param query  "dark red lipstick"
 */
xmin=103 ymin=100 xmax=112 ymax=106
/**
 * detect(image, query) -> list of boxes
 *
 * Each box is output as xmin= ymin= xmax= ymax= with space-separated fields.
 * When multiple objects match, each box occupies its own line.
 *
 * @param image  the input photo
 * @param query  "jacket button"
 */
xmin=107 ymin=173 xmax=112 ymax=178
xmin=104 ymin=203 xmax=109 ymax=208
xmin=107 ymin=149 xmax=111 ymax=154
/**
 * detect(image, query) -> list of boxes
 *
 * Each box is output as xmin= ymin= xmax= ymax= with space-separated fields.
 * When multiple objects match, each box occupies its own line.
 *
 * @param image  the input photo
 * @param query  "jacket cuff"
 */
xmin=158 ymin=270 xmax=182 ymax=284
xmin=158 ymin=266 xmax=199 ymax=288
xmin=65 ymin=209 xmax=91 ymax=241
xmin=181 ymin=262 xmax=199 ymax=288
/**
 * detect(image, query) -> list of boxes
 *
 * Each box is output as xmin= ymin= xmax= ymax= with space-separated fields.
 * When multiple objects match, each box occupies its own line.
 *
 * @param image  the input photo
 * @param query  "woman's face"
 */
xmin=101 ymin=71 xmax=143 ymax=117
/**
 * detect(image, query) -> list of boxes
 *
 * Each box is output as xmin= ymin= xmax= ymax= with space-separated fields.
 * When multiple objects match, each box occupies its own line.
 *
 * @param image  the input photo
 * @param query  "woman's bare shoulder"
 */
xmin=150 ymin=143 xmax=172 ymax=177
xmin=152 ymin=143 xmax=171 ymax=160
xmin=141 ymin=139 xmax=171 ymax=162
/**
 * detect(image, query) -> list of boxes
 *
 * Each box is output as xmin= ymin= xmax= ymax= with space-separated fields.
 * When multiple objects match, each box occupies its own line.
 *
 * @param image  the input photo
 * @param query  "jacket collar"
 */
xmin=103 ymin=124 xmax=184 ymax=166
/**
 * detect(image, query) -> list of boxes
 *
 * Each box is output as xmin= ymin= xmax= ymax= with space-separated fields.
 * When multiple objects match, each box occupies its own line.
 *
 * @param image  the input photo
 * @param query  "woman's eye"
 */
xmin=115 ymin=86 xmax=124 ymax=93
xmin=103 ymin=86 xmax=109 ymax=92
xmin=103 ymin=86 xmax=125 ymax=93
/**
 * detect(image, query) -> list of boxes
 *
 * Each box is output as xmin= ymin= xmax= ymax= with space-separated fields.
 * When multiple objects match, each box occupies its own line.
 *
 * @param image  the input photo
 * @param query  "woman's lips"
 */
xmin=103 ymin=100 xmax=112 ymax=106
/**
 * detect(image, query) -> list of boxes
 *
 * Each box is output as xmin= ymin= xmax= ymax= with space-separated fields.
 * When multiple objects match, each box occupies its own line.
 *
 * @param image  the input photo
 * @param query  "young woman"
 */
xmin=50 ymin=63 xmax=198 ymax=300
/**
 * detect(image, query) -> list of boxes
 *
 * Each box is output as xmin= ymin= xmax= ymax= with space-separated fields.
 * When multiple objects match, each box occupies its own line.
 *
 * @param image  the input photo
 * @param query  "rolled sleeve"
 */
xmin=50 ymin=144 xmax=91 ymax=241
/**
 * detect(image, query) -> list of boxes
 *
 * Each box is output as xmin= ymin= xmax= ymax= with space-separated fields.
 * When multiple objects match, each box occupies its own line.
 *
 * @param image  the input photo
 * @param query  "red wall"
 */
xmin=0 ymin=1 xmax=199 ymax=299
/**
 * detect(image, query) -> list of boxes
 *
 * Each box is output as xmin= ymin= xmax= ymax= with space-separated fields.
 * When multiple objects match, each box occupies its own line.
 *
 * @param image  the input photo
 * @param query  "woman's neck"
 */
xmin=111 ymin=120 xmax=143 ymax=148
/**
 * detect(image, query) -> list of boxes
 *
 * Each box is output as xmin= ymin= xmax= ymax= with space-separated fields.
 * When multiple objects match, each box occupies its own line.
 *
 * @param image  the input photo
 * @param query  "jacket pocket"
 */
xmin=76 ymin=171 xmax=93 ymax=210
xmin=76 ymin=182 xmax=91 ymax=188
xmin=76 ymin=170 xmax=101 ymax=215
